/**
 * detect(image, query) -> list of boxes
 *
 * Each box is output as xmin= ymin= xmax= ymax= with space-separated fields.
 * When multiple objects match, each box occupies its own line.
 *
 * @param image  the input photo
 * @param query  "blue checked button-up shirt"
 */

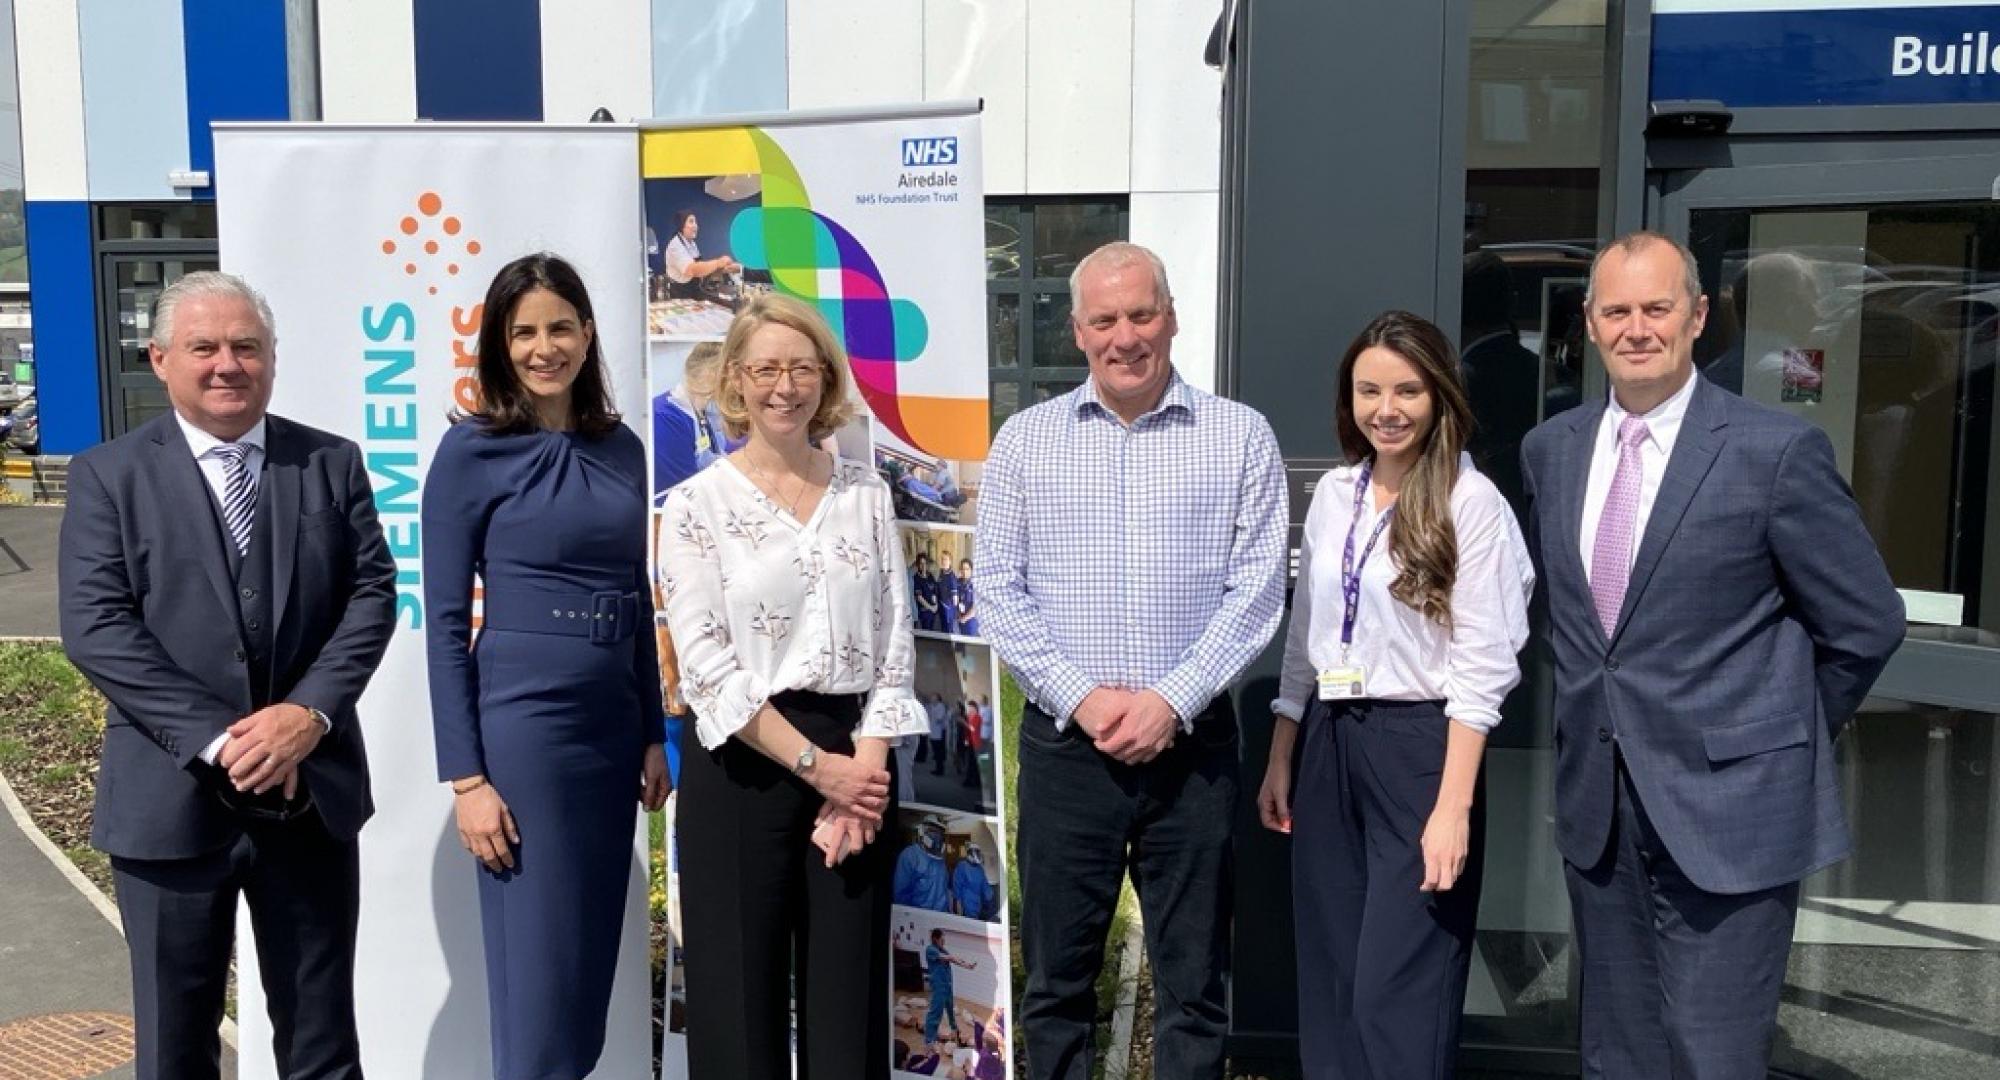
xmin=974 ymin=372 xmax=1289 ymax=729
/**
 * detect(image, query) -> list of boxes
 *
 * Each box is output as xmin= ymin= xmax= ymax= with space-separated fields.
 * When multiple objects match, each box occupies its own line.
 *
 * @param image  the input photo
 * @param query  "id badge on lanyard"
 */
xmin=1319 ymin=460 xmax=1392 ymax=701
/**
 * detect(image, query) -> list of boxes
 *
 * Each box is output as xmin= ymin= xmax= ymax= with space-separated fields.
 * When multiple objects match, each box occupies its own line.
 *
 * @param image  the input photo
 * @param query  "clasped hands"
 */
xmin=216 ymin=703 xmax=323 ymax=800
xmin=808 ymin=750 xmax=892 ymax=869
xmin=1073 ymin=687 xmax=1180 ymax=764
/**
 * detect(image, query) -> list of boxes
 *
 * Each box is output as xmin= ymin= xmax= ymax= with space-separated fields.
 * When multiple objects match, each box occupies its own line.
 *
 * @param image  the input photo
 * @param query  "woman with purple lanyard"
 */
xmin=1258 ymin=311 xmax=1533 ymax=1079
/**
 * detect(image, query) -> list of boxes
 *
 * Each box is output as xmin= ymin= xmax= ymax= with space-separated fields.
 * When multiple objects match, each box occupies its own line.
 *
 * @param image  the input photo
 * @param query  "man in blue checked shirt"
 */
xmin=974 ymin=241 xmax=1288 ymax=1080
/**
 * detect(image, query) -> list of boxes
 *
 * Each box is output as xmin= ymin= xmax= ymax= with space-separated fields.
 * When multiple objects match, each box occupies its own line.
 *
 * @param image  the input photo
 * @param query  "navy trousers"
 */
xmin=1015 ymin=699 xmax=1239 ymax=1080
xmin=111 ymin=809 xmax=363 ymax=1080
xmin=1291 ymin=699 xmax=1484 ymax=1080
xmin=1564 ymin=756 xmax=1800 ymax=1079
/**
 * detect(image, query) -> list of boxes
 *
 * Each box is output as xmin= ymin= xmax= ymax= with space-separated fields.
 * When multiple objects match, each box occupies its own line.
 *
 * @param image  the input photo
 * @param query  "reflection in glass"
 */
xmin=1461 ymin=2 xmax=1605 ymax=517
xmin=986 ymin=207 xmax=1021 ymax=281
xmin=1773 ymin=701 xmax=2000 ymax=1077
xmin=98 ymin=204 xmax=219 ymax=243
xmin=1457 ymin=4 xmax=1607 ymax=1065
xmin=1688 ymin=203 xmax=2000 ymax=639
xmin=989 ymin=381 xmax=1019 ymax=434
xmin=122 ymin=385 xmax=169 ymax=433
xmin=1032 ymin=202 xmax=1122 ymax=281
xmin=1032 ymin=293 xmax=1082 ymax=368
xmin=989 ymin=293 xmax=1019 ymax=369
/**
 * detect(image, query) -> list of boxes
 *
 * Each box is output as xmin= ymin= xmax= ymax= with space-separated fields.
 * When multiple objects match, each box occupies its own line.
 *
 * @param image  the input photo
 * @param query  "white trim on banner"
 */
xmin=636 ymin=98 xmax=983 ymax=132
xmin=215 ymin=125 xmax=653 ymax=1080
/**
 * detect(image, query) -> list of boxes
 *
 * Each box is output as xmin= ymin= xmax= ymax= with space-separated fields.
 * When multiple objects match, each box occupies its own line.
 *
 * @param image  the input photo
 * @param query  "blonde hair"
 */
xmin=714 ymin=294 xmax=856 ymax=442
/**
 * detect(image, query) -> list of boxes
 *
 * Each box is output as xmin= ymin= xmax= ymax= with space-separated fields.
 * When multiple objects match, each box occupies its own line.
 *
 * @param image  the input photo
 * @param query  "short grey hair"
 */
xmin=151 ymin=271 xmax=278 ymax=350
xmin=1068 ymin=241 xmax=1174 ymax=310
xmin=1584 ymin=230 xmax=1704 ymax=310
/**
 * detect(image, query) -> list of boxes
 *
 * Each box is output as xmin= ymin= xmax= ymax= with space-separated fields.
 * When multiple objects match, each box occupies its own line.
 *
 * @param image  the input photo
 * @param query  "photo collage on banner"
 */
xmin=638 ymin=107 xmax=1009 ymax=1080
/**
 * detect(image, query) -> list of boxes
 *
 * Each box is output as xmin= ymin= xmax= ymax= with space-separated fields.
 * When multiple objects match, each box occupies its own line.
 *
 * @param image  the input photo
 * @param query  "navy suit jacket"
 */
xmin=1520 ymin=376 xmax=1903 ymax=895
xmin=59 ymin=412 xmax=397 ymax=860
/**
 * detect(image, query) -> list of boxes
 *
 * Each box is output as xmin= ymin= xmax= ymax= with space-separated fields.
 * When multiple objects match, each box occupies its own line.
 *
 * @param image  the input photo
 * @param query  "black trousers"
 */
xmin=1015 ymin=699 xmax=1239 ymax=1080
xmin=110 ymin=808 xmax=363 ymax=1080
xmin=1292 ymin=699 xmax=1485 ymax=1080
xmin=679 ymin=691 xmax=897 ymax=1080
xmin=1564 ymin=756 xmax=1799 ymax=1080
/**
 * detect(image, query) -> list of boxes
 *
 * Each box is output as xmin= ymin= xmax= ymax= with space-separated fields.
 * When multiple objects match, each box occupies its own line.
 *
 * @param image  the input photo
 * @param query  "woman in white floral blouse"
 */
xmin=658 ymin=293 xmax=928 ymax=1080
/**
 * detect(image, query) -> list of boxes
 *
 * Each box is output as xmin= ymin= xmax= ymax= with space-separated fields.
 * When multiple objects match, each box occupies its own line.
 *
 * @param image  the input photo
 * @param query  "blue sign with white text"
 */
xmin=1653 ymin=4 xmax=2000 ymax=108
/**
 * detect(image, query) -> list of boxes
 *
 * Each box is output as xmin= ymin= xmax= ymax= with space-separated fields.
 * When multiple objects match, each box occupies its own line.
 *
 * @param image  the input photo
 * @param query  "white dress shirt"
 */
xmin=1578 ymin=367 xmax=1698 ymax=583
xmin=1273 ymin=453 xmax=1534 ymax=732
xmin=177 ymin=413 xmax=270 ymax=765
xmin=658 ymin=456 xmax=929 ymax=750
xmin=176 ymin=411 xmax=267 ymax=515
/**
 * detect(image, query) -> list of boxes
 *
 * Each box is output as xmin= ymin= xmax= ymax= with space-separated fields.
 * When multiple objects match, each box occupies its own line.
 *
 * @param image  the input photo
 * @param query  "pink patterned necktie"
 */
xmin=1590 ymin=415 xmax=1649 ymax=637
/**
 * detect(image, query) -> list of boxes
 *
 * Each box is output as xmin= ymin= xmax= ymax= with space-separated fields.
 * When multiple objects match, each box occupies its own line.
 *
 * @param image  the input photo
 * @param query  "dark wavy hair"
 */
xmin=459 ymin=253 xmax=621 ymax=436
xmin=1334 ymin=310 xmax=1476 ymax=628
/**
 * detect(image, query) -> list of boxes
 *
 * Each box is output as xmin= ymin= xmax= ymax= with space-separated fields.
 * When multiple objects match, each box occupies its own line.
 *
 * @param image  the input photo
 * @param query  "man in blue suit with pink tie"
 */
xmin=1521 ymin=232 xmax=1904 ymax=1078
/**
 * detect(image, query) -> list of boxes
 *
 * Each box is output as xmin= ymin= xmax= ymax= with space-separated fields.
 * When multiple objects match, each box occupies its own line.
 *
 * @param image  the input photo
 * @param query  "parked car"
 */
xmin=6 ymin=396 xmax=39 ymax=454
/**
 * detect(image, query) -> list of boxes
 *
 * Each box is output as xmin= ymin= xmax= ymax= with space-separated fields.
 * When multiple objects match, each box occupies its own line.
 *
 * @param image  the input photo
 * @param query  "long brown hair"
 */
xmin=1334 ymin=311 xmax=1475 ymax=627
xmin=459 ymin=253 xmax=622 ymax=436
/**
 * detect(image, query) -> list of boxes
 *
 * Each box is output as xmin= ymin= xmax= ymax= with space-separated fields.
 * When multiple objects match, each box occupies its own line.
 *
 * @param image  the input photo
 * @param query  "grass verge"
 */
xmin=0 ymin=639 xmax=112 ymax=894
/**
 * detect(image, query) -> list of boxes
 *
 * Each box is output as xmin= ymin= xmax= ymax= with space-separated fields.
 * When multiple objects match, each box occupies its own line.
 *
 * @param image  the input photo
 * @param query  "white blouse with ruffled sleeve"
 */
xmin=658 ymin=455 xmax=929 ymax=750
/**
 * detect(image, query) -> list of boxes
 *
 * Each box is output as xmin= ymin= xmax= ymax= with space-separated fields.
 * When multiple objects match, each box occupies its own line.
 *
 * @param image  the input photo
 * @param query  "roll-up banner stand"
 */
xmin=637 ymin=102 xmax=1009 ymax=1080
xmin=214 ymin=123 xmax=653 ymax=1080
xmin=212 ymin=103 xmax=1003 ymax=1079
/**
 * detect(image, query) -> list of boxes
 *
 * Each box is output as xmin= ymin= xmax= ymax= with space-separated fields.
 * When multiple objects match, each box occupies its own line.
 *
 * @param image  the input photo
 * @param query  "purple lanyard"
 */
xmin=1340 ymin=459 xmax=1394 ymax=660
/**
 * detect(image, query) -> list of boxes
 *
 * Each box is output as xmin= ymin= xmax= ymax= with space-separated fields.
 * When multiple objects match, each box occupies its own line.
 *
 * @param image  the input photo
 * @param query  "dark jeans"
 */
xmin=1016 ymin=699 xmax=1239 ymax=1080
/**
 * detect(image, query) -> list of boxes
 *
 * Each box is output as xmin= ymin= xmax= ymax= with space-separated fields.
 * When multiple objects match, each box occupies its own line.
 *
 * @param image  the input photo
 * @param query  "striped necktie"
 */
xmin=213 ymin=442 xmax=257 ymax=556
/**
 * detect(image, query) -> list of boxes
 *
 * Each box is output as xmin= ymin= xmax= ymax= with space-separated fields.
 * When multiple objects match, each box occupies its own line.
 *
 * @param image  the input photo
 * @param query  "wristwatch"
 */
xmin=792 ymin=742 xmax=818 ymax=776
xmin=300 ymin=704 xmax=332 ymax=734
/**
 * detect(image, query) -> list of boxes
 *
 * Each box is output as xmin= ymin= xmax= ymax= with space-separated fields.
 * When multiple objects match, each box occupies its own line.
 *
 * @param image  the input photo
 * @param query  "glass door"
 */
xmin=1660 ymin=148 xmax=2000 ymax=1080
xmin=98 ymin=253 xmax=218 ymax=438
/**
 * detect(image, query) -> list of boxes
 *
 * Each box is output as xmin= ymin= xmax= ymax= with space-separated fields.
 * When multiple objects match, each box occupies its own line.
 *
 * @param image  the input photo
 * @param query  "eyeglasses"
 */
xmin=742 ymin=361 xmax=825 ymax=389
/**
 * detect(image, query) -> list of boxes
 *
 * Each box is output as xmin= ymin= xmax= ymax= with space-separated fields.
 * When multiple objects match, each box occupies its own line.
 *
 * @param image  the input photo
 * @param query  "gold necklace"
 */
xmin=744 ymin=449 xmax=823 ymax=518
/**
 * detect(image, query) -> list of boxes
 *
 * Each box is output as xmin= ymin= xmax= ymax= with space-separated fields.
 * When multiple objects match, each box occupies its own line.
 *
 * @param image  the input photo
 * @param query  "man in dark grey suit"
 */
xmin=60 ymin=271 xmax=396 ymax=1079
xmin=1520 ymin=232 xmax=1904 ymax=1078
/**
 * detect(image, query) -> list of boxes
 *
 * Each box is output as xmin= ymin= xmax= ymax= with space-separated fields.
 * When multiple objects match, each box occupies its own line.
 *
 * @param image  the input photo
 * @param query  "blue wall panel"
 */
xmin=650 ymin=0 xmax=788 ymax=118
xmin=1654 ymin=6 xmax=2000 ymax=108
xmin=24 ymin=201 xmax=102 ymax=453
xmin=183 ymin=0 xmax=292 ymax=198
xmin=414 ymin=0 xmax=543 ymax=120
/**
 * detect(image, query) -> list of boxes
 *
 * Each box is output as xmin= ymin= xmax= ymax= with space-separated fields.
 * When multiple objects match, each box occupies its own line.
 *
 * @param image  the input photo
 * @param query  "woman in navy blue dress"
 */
xmin=423 ymin=253 xmax=670 ymax=1080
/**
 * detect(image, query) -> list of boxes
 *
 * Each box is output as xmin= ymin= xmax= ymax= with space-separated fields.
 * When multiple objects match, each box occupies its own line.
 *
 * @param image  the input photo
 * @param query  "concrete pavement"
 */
xmin=0 ymin=504 xmax=61 ymax=639
xmin=0 ymin=775 xmax=134 ymax=1079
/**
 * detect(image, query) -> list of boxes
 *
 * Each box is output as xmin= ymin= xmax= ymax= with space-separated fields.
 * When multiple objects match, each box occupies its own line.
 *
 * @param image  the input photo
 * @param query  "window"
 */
xmin=985 ymin=198 xmax=1128 ymax=431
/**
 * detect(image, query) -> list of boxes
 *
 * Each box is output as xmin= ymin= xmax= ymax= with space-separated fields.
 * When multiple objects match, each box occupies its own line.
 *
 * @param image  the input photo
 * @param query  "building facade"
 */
xmin=11 ymin=0 xmax=1228 ymax=455
xmin=9 ymin=0 xmax=1998 ymax=1075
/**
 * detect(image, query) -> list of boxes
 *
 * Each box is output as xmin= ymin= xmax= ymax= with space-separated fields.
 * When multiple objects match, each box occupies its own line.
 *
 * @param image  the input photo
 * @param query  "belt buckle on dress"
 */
xmin=589 ymin=590 xmax=625 ymax=644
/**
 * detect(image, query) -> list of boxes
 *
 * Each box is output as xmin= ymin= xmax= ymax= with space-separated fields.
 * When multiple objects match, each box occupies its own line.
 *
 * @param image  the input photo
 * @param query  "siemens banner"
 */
xmin=214 ymin=124 xmax=653 ymax=1080
xmin=1653 ymin=0 xmax=2000 ymax=108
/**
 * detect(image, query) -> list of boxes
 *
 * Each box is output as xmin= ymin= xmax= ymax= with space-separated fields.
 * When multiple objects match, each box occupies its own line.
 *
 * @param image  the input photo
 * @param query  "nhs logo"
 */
xmin=901 ymin=137 xmax=958 ymax=167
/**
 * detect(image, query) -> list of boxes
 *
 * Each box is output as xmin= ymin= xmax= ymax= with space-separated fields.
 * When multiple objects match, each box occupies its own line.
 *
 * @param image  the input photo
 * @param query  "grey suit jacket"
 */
xmin=59 ymin=412 xmax=397 ymax=860
xmin=1520 ymin=376 xmax=1903 ymax=895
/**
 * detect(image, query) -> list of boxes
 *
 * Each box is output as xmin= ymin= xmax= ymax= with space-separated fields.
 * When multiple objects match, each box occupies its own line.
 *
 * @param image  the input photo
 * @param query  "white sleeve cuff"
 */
xmin=687 ymin=670 xmax=771 ymax=751
xmin=197 ymin=731 xmax=230 ymax=765
xmin=856 ymin=689 xmax=930 ymax=741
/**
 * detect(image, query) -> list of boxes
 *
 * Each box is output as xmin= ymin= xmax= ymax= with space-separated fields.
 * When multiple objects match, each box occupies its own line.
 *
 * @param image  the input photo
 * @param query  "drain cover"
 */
xmin=0 ymin=1011 xmax=136 ymax=1079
